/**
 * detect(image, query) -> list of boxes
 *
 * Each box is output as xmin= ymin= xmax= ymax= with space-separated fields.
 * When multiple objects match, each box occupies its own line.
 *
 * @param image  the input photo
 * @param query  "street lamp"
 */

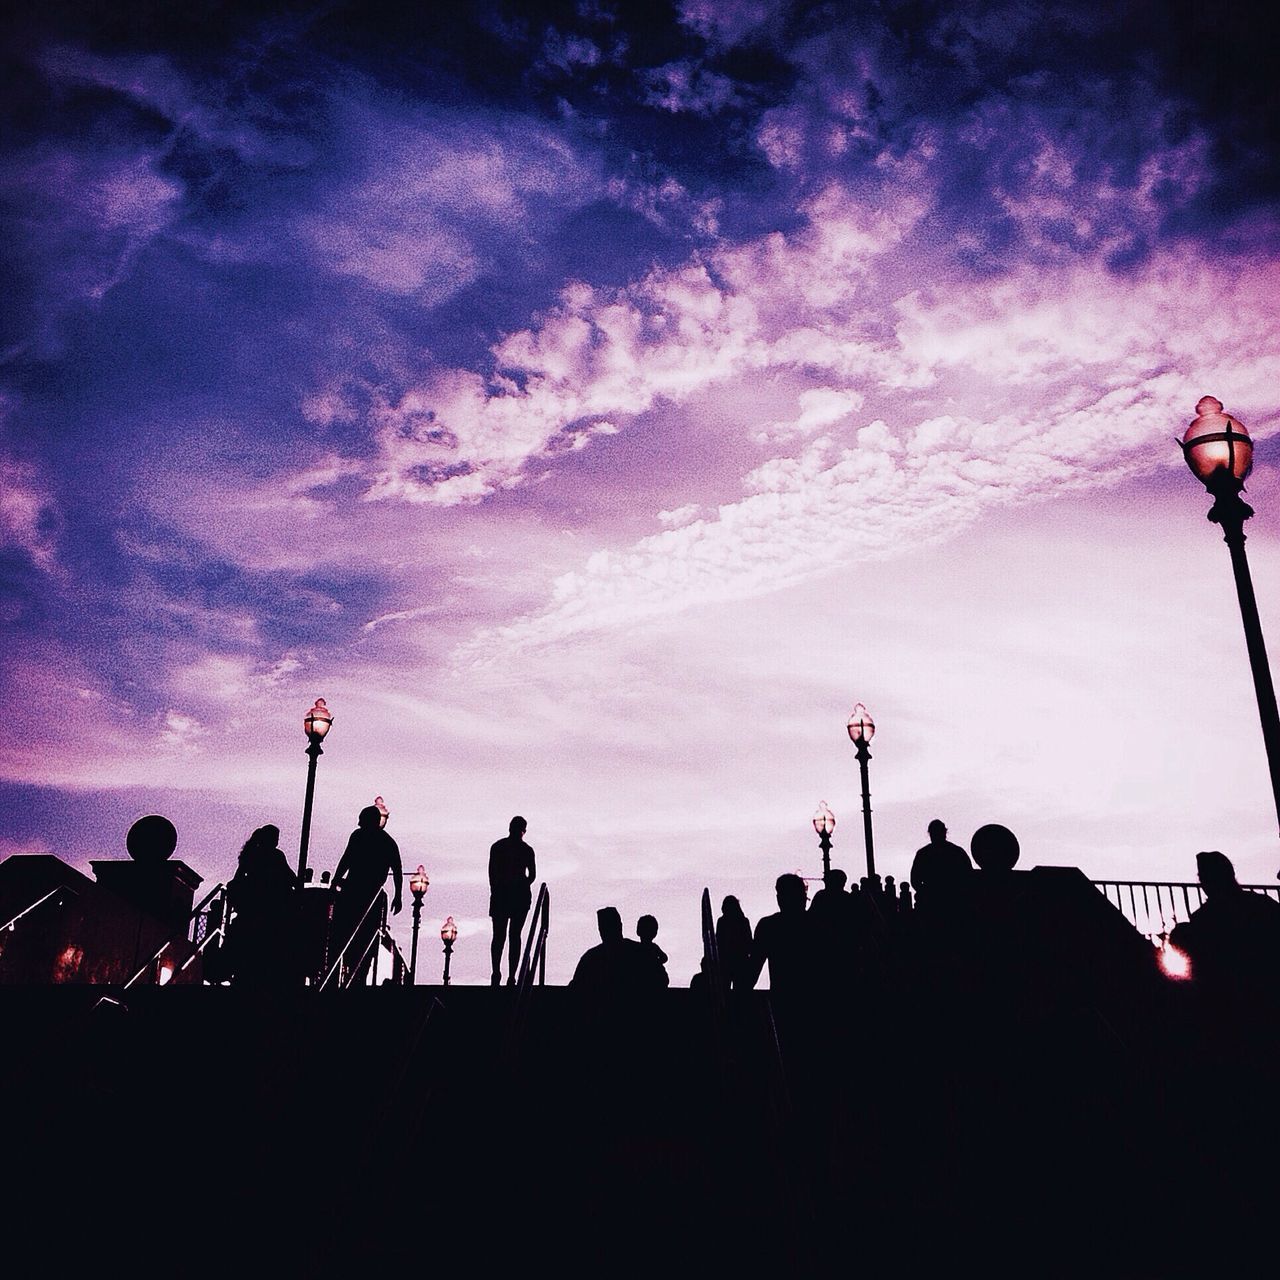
xmin=374 ymin=796 xmax=390 ymax=828
xmin=441 ymin=916 xmax=458 ymax=986
xmin=846 ymin=702 xmax=877 ymax=880
xmin=296 ymin=698 xmax=333 ymax=887
xmin=1180 ymin=396 xmax=1280 ymax=835
xmin=408 ymin=864 xmax=429 ymax=983
xmin=812 ymin=802 xmax=836 ymax=878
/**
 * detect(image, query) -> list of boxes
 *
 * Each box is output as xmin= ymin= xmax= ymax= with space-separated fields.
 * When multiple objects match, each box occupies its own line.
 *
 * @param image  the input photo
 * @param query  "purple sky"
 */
xmin=3 ymin=1 xmax=1280 ymax=985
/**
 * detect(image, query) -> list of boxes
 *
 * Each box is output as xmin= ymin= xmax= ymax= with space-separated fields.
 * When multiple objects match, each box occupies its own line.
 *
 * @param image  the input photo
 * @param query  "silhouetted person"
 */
xmin=1171 ymin=851 xmax=1280 ymax=994
xmin=227 ymin=824 xmax=296 ymax=987
xmin=333 ymin=806 xmax=402 ymax=985
xmin=809 ymin=867 xmax=849 ymax=918
xmin=910 ymin=819 xmax=973 ymax=907
xmin=809 ymin=867 xmax=862 ymax=983
xmin=572 ymin=906 xmax=667 ymax=996
xmin=489 ymin=815 xmax=536 ymax=986
xmin=747 ymin=874 xmax=813 ymax=994
xmin=636 ymin=914 xmax=669 ymax=971
xmin=716 ymin=895 xmax=753 ymax=991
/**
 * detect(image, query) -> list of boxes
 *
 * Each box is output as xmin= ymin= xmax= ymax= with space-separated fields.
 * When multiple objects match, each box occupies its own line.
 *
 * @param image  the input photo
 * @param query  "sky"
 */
xmin=2 ymin=0 xmax=1280 ymax=986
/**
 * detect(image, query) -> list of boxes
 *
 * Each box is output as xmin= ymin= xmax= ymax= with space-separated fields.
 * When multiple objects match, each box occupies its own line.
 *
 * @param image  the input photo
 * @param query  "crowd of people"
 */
xmin=215 ymin=805 xmax=1280 ymax=1003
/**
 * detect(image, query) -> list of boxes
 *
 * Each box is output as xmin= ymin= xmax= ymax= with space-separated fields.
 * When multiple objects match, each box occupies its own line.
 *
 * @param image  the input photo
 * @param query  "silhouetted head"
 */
xmin=1196 ymin=850 xmax=1238 ymax=896
xmin=776 ymin=873 xmax=807 ymax=913
xmin=823 ymin=868 xmax=847 ymax=892
xmin=637 ymin=914 xmax=658 ymax=943
xmin=721 ymin=895 xmax=744 ymax=919
xmin=971 ymin=823 xmax=1019 ymax=872
xmin=597 ymin=906 xmax=623 ymax=942
xmin=358 ymin=805 xmax=382 ymax=830
xmin=241 ymin=824 xmax=281 ymax=856
xmin=509 ymin=815 xmax=527 ymax=837
xmin=928 ymin=819 xmax=947 ymax=842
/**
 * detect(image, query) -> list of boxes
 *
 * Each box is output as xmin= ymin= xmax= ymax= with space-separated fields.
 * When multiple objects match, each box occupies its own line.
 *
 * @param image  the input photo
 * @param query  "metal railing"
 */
xmin=700 ymin=887 xmax=726 ymax=1009
xmin=515 ymin=882 xmax=549 ymax=993
xmin=1092 ymin=878 xmax=1280 ymax=944
xmin=320 ymin=891 xmax=393 ymax=991
xmin=123 ymin=882 xmax=229 ymax=988
xmin=1 ymin=883 xmax=79 ymax=935
xmin=506 ymin=883 xmax=550 ymax=1060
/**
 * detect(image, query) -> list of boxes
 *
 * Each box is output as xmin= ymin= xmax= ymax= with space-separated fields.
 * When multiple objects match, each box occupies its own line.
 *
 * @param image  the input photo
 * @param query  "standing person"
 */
xmin=747 ymin=874 xmax=813 ymax=995
xmin=227 ymin=824 xmax=296 ymax=987
xmin=716 ymin=895 xmax=753 ymax=991
xmin=489 ymin=815 xmax=536 ymax=987
xmin=332 ymin=806 xmax=403 ymax=985
xmin=910 ymin=819 xmax=973 ymax=907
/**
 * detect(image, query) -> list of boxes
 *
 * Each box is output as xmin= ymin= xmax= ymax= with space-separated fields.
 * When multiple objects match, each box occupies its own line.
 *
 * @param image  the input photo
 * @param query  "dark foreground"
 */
xmin=5 ymin=981 xmax=1278 ymax=1278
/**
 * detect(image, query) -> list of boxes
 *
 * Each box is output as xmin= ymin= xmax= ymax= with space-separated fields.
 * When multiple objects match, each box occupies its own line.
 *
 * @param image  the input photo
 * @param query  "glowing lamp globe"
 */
xmin=374 ymin=795 xmax=390 ymax=828
xmin=303 ymin=698 xmax=333 ymax=743
xmin=410 ymin=865 xmax=429 ymax=896
xmin=847 ymin=703 xmax=875 ymax=743
xmin=1181 ymin=396 xmax=1252 ymax=486
xmin=441 ymin=916 xmax=458 ymax=944
xmin=812 ymin=802 xmax=836 ymax=837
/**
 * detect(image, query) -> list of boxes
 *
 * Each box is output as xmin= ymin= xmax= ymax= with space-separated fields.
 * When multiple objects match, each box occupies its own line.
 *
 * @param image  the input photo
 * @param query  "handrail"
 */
xmin=179 ymin=919 xmax=230 ymax=972
xmin=124 ymin=881 xmax=228 ymax=988
xmin=320 ymin=890 xmax=388 ymax=991
xmin=506 ymin=883 xmax=549 ymax=1062
xmin=700 ymin=887 xmax=727 ymax=1009
xmin=1 ymin=883 xmax=79 ymax=934
xmin=1092 ymin=878 xmax=1280 ymax=944
xmin=382 ymin=929 xmax=410 ymax=986
xmin=515 ymin=881 xmax=550 ymax=993
xmin=341 ymin=928 xmax=386 ymax=990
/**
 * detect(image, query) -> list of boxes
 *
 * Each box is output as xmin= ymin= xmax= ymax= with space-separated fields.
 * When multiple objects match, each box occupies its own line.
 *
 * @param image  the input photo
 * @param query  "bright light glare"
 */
xmin=1158 ymin=942 xmax=1191 ymax=980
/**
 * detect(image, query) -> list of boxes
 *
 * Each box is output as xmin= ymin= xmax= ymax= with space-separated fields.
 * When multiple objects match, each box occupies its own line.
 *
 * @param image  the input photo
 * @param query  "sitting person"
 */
xmin=572 ymin=907 xmax=668 ymax=996
xmin=1171 ymin=851 xmax=1280 ymax=994
xmin=636 ymin=914 xmax=669 ymax=971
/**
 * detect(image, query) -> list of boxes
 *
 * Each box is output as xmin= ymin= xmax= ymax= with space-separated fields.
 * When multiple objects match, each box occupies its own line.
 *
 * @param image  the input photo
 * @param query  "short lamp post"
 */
xmin=813 ymin=802 xmax=836 ymax=878
xmin=297 ymin=698 xmax=334 ymax=886
xmin=846 ymin=702 xmax=877 ymax=880
xmin=408 ymin=864 xmax=429 ymax=983
xmin=441 ymin=916 xmax=458 ymax=987
xmin=1180 ymin=396 xmax=1280 ymax=836
xmin=374 ymin=795 xmax=390 ymax=829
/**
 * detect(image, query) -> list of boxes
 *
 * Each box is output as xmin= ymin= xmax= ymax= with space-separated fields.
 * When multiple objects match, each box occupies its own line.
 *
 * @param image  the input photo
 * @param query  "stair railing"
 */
xmin=320 ymin=890 xmax=401 ymax=990
xmin=123 ymin=881 xmax=229 ymax=988
xmin=506 ymin=883 xmax=550 ymax=1060
xmin=1 ymin=883 xmax=79 ymax=935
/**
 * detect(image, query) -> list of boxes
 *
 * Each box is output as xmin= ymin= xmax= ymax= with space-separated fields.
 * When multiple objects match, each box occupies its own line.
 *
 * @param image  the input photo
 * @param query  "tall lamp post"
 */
xmin=441 ymin=916 xmax=458 ymax=986
xmin=408 ymin=865 xmax=429 ymax=983
xmin=846 ymin=702 xmax=877 ymax=880
xmin=1180 ymin=395 xmax=1280 ymax=835
xmin=813 ymin=802 xmax=836 ymax=878
xmin=297 ymin=698 xmax=333 ymax=886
